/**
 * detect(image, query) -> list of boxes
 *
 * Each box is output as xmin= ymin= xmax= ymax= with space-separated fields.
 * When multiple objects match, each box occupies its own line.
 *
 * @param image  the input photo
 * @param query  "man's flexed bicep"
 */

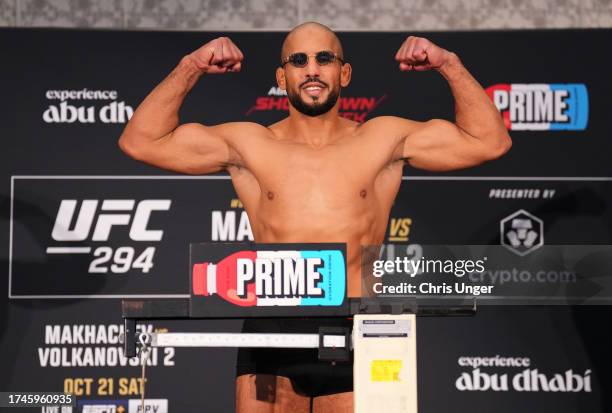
xmin=402 ymin=119 xmax=506 ymax=171
xmin=118 ymin=36 xmax=248 ymax=174
xmin=393 ymin=35 xmax=512 ymax=171
xmin=121 ymin=121 xmax=262 ymax=175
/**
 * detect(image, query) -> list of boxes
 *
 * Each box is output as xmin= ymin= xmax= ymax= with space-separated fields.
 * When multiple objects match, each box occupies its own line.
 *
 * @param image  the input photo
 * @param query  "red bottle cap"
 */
xmin=192 ymin=262 xmax=209 ymax=295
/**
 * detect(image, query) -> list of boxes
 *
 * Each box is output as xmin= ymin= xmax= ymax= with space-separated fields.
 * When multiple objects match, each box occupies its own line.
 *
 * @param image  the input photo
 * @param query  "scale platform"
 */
xmin=121 ymin=297 xmax=475 ymax=359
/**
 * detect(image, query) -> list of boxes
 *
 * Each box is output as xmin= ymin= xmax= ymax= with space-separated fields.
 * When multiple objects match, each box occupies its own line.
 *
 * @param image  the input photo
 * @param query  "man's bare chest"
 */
xmin=229 ymin=137 xmax=404 ymax=211
xmin=239 ymin=138 xmax=391 ymax=182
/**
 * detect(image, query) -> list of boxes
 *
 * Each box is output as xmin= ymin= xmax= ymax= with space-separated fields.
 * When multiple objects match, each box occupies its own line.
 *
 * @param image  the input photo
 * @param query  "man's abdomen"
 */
xmin=251 ymin=202 xmax=387 ymax=297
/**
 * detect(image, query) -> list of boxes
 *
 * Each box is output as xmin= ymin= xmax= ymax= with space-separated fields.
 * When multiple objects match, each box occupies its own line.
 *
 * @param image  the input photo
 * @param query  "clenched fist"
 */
xmin=188 ymin=37 xmax=244 ymax=74
xmin=395 ymin=36 xmax=453 ymax=72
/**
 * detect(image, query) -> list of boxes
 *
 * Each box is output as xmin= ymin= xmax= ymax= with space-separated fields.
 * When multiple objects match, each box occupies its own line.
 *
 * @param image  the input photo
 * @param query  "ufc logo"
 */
xmin=51 ymin=199 xmax=171 ymax=242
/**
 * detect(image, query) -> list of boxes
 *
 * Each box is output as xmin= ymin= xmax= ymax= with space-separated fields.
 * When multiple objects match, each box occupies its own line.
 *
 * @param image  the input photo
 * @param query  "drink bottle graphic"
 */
xmin=192 ymin=249 xmax=345 ymax=307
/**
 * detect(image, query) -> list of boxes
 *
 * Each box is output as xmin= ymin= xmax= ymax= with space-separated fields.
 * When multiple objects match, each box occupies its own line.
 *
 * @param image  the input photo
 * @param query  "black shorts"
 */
xmin=236 ymin=317 xmax=354 ymax=397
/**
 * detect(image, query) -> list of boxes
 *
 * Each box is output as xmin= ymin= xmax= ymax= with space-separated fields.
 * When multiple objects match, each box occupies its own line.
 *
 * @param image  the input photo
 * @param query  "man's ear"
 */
xmin=276 ymin=67 xmax=286 ymax=90
xmin=340 ymin=63 xmax=352 ymax=88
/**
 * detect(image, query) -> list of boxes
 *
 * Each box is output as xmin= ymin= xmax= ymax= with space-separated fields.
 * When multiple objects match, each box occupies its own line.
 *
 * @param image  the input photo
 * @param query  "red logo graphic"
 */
xmin=246 ymin=87 xmax=387 ymax=123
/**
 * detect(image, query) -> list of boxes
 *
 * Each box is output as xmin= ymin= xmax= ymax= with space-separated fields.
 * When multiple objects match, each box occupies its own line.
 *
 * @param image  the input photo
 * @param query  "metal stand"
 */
xmin=121 ymin=297 xmax=475 ymax=359
xmin=120 ymin=297 xmax=476 ymax=413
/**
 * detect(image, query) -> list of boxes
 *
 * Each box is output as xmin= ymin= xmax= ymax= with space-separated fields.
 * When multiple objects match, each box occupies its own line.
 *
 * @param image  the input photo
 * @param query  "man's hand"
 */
xmin=188 ymin=37 xmax=244 ymax=74
xmin=395 ymin=36 xmax=453 ymax=72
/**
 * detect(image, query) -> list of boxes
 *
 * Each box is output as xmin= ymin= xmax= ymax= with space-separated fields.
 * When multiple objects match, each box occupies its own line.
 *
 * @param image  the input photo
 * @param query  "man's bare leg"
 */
xmin=312 ymin=392 xmax=353 ymax=413
xmin=236 ymin=374 xmax=311 ymax=413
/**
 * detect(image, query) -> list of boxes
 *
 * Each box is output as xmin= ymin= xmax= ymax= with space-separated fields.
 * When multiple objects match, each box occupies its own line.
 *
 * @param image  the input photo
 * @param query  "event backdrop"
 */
xmin=1 ymin=28 xmax=611 ymax=412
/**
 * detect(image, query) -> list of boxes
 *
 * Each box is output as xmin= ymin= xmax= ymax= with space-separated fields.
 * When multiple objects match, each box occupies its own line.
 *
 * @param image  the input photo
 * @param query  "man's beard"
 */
xmin=287 ymin=84 xmax=340 ymax=117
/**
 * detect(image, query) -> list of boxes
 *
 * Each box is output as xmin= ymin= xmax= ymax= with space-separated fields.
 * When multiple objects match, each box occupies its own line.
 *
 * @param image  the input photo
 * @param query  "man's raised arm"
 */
xmin=379 ymin=36 xmax=512 ymax=171
xmin=119 ymin=37 xmax=260 ymax=174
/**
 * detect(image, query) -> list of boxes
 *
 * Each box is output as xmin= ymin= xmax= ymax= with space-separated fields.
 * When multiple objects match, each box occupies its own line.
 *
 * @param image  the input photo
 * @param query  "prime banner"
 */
xmin=1 ymin=28 xmax=612 ymax=412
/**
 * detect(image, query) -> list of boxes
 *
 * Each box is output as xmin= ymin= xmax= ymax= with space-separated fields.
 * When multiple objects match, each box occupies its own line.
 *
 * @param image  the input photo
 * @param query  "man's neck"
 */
xmin=286 ymin=107 xmax=344 ymax=147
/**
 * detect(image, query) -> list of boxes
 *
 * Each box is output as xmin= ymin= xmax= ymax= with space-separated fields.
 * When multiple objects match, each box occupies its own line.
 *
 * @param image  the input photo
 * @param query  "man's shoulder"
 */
xmin=362 ymin=115 xmax=417 ymax=127
xmin=222 ymin=120 xmax=272 ymax=131
xmin=357 ymin=116 xmax=420 ymax=138
xmin=213 ymin=120 xmax=275 ymax=140
xmin=266 ymin=118 xmax=287 ymax=131
xmin=265 ymin=118 xmax=294 ymax=140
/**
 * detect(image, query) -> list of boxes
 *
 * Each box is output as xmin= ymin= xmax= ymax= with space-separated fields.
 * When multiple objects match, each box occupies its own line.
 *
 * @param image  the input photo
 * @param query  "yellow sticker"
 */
xmin=371 ymin=359 xmax=402 ymax=382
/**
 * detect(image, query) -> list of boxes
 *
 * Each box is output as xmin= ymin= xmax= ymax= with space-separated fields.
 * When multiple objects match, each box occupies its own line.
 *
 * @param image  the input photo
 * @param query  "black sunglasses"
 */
xmin=281 ymin=51 xmax=345 ymax=68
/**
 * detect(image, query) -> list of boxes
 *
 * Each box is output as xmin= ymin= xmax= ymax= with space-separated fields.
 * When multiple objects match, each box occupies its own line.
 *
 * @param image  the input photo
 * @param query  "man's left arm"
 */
xmin=392 ymin=36 xmax=512 ymax=171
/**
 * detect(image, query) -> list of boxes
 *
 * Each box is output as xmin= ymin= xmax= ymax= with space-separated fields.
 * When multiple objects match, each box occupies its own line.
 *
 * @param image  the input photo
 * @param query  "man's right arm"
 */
xmin=118 ymin=37 xmax=257 ymax=174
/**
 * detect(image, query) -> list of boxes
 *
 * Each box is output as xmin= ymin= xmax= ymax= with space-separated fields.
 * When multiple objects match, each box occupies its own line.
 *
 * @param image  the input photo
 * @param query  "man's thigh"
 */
xmin=313 ymin=391 xmax=353 ymax=413
xmin=235 ymin=374 xmax=310 ymax=413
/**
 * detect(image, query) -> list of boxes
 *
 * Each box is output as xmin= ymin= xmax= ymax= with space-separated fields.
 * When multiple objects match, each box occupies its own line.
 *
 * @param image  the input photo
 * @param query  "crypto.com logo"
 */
xmin=500 ymin=209 xmax=544 ymax=256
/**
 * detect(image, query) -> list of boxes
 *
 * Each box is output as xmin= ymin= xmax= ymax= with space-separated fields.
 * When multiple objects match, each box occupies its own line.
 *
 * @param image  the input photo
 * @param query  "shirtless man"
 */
xmin=119 ymin=22 xmax=511 ymax=413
